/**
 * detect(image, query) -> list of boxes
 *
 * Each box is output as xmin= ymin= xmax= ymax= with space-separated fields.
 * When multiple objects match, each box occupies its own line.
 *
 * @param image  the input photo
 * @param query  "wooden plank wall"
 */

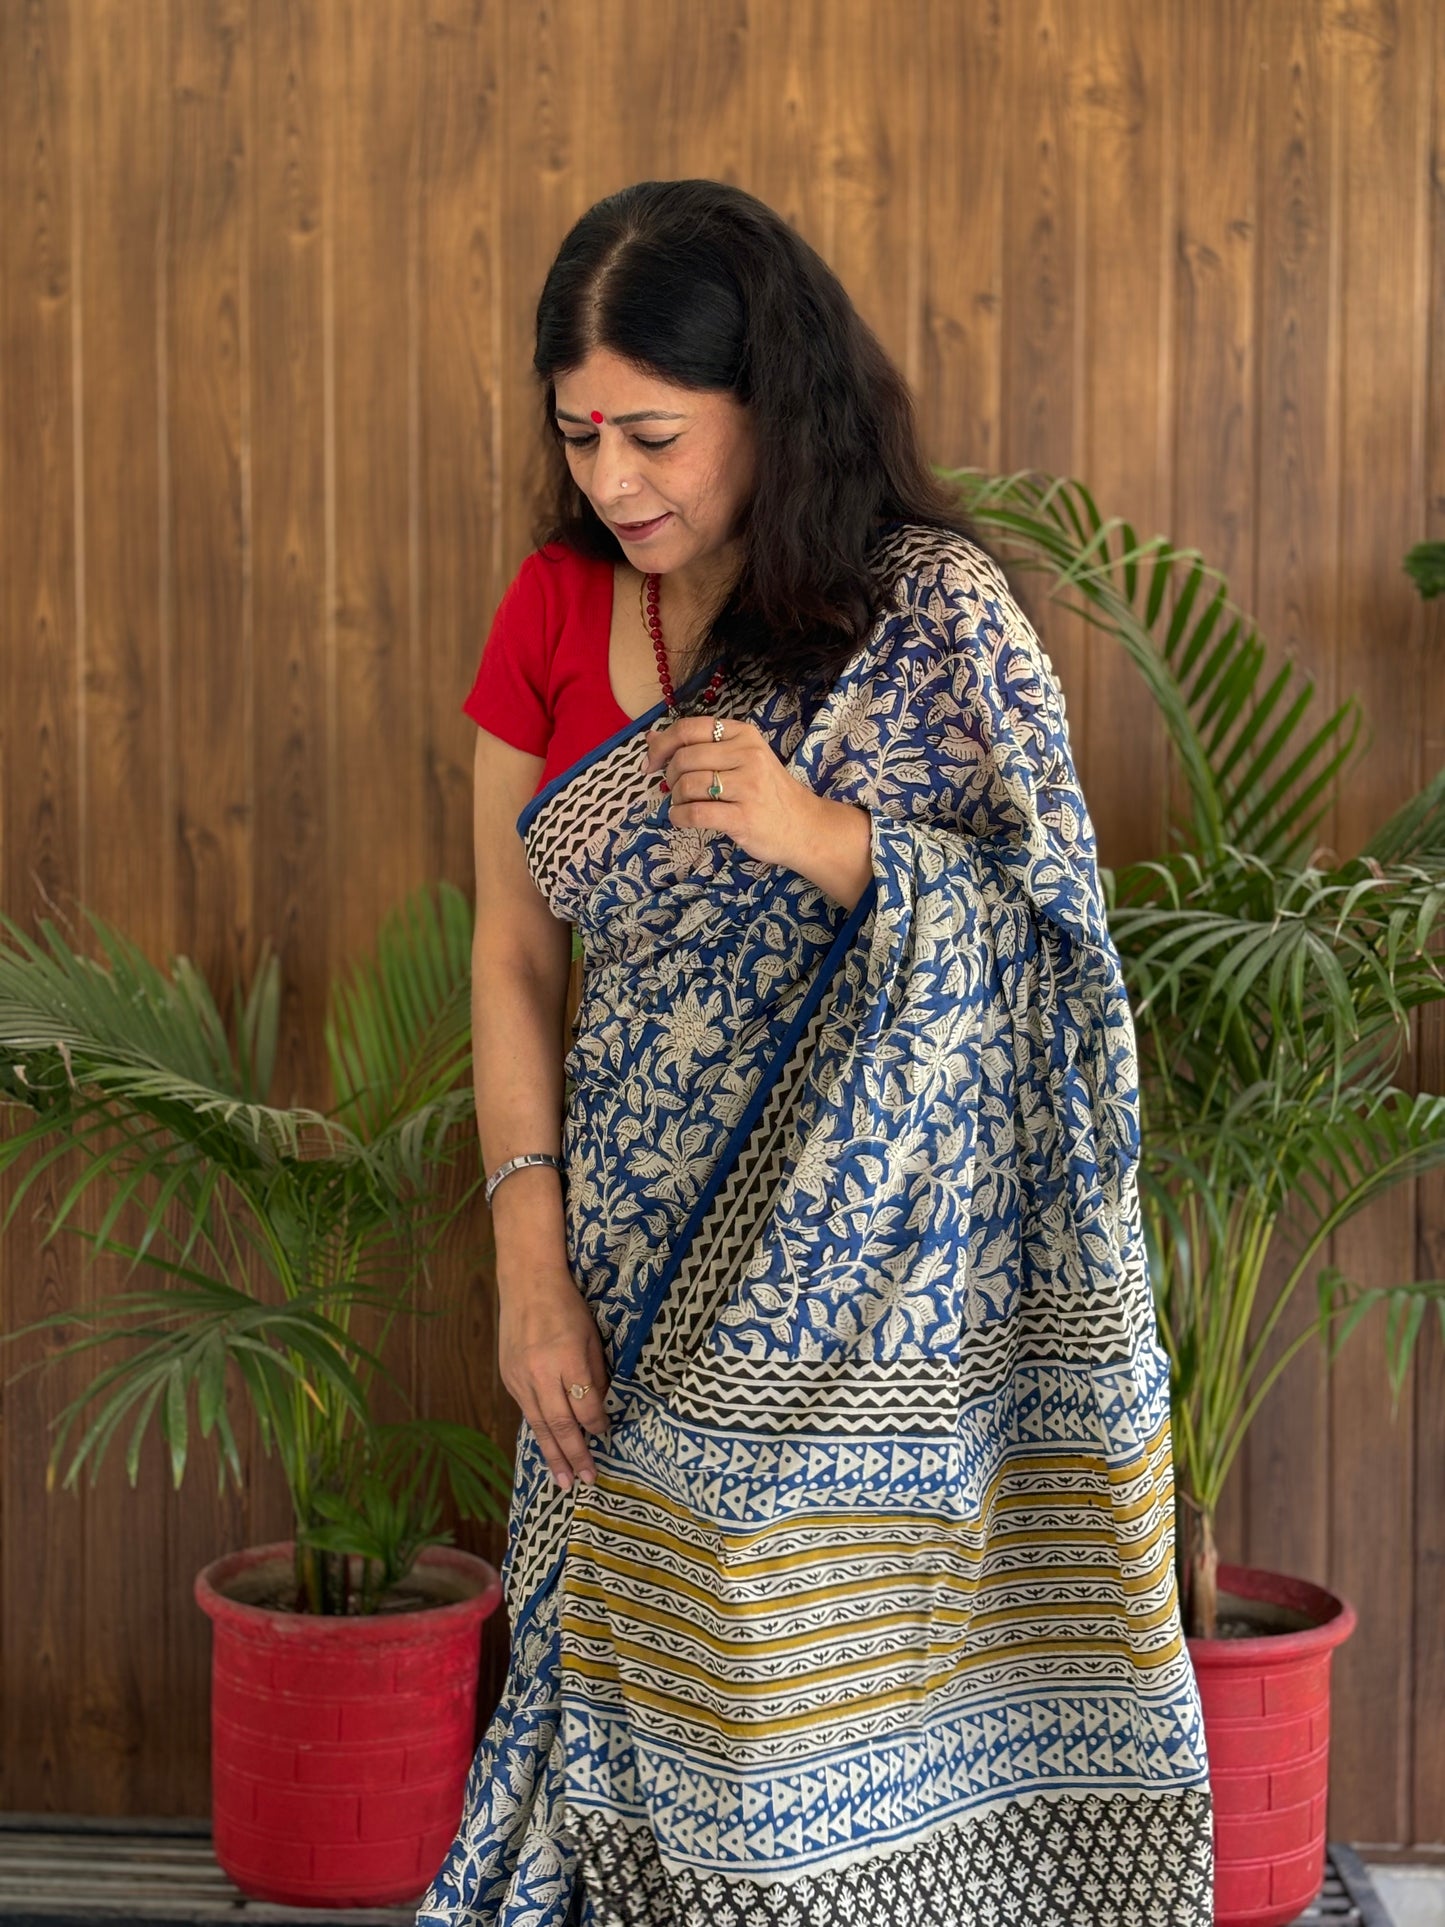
xmin=0 ymin=0 xmax=1440 ymax=1846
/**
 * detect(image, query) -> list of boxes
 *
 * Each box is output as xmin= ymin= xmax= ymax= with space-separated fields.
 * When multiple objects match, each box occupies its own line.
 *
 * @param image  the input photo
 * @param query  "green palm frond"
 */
xmin=1359 ymin=761 xmax=1445 ymax=868
xmin=1273 ymin=1090 xmax=1445 ymax=1247
xmin=1319 ymin=1266 xmax=1445 ymax=1404
xmin=0 ymin=881 xmax=503 ymax=1608
xmin=7 ymin=1265 xmax=395 ymax=1495
xmin=0 ymin=907 xmax=350 ymax=1162
xmin=325 ymin=881 xmax=475 ymax=1139
xmin=1109 ymin=847 xmax=1445 ymax=1087
xmin=375 ymin=1417 xmax=514 ymax=1522
xmin=945 ymin=469 xmax=1365 ymax=867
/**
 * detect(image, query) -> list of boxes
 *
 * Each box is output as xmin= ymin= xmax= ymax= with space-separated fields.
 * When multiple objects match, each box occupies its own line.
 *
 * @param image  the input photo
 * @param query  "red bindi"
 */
xmin=590 ymin=410 xmax=605 ymax=424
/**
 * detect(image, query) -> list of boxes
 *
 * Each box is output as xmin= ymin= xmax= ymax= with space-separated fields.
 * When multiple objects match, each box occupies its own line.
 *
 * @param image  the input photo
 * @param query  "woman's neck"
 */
xmin=632 ymin=543 xmax=743 ymax=681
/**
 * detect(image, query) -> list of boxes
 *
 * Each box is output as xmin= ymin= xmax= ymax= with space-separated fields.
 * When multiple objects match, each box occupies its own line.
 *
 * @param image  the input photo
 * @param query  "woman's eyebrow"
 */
xmin=554 ymin=408 xmax=689 ymax=425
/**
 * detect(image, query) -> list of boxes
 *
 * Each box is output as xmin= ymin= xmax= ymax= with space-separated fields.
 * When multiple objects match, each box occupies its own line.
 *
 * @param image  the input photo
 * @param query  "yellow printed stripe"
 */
xmin=570 ymin=1534 xmax=1175 ymax=1619
xmin=568 ymin=1576 xmax=1182 ymax=1650
xmin=563 ymin=1573 xmax=1179 ymax=1661
xmin=573 ymin=1496 xmax=1174 ymax=1590
xmin=557 ymin=1630 xmax=1186 ymax=1740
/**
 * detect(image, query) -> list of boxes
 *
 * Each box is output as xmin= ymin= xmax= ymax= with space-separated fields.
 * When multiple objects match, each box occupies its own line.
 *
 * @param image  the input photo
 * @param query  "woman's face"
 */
xmin=552 ymin=347 xmax=756 ymax=578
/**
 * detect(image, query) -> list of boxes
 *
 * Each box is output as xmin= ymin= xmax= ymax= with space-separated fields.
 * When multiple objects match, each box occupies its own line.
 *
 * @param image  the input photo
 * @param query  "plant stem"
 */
xmin=1176 ymin=1486 xmax=1218 ymax=1640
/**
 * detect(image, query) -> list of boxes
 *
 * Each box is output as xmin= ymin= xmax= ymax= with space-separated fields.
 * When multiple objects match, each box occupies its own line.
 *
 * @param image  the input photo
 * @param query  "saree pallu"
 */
xmin=419 ymin=527 xmax=1213 ymax=1927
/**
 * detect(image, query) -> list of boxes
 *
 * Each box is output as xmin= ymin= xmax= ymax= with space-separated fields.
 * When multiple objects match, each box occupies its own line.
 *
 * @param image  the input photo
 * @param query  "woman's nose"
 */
xmin=591 ymin=432 xmax=640 ymax=506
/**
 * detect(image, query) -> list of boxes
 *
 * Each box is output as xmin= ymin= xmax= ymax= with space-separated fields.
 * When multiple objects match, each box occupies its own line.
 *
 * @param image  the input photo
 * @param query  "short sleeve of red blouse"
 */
xmin=462 ymin=551 xmax=553 ymax=755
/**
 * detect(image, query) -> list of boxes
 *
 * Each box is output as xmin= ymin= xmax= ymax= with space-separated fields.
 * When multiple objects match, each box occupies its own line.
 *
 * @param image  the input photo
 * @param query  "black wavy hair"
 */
xmin=531 ymin=178 xmax=981 ymax=699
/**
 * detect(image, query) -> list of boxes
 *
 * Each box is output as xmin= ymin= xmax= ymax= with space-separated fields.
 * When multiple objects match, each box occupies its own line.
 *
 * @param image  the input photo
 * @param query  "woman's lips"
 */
xmin=612 ymin=512 xmax=672 ymax=541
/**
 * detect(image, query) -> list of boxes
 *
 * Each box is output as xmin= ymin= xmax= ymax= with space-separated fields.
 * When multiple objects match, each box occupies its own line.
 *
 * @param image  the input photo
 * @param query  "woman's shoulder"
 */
xmin=865 ymin=518 xmax=1057 ymax=689
xmin=492 ymin=541 xmax=612 ymax=638
xmin=872 ymin=519 xmax=1012 ymax=605
xmin=504 ymin=541 xmax=613 ymax=627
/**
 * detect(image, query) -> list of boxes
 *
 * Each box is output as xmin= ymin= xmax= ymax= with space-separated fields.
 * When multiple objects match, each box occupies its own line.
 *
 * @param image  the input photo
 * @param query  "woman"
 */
xmin=419 ymin=180 xmax=1212 ymax=1927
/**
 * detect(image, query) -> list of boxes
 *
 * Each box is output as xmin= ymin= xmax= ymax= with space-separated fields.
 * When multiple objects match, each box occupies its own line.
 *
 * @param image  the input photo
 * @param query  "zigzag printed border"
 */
xmin=615 ymin=872 xmax=878 ymax=1386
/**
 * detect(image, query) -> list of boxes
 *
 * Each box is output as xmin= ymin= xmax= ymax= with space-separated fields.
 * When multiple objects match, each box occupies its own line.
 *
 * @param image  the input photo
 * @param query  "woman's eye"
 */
xmin=559 ymin=433 xmax=678 ymax=451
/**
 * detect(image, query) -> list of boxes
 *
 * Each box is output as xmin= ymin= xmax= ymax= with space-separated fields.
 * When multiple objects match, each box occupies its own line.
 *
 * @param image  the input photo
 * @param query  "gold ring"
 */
xmin=708 ymin=771 xmax=724 ymax=800
xmin=568 ymin=1381 xmax=591 ymax=1401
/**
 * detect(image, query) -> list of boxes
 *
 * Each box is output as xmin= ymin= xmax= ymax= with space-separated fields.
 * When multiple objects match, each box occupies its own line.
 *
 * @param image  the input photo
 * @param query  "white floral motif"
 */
xmin=653 ymin=985 xmax=728 ymax=1080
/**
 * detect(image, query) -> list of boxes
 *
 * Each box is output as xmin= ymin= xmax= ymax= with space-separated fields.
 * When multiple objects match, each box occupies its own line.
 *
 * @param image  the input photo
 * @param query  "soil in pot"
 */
xmin=221 ymin=1555 xmax=481 ymax=1617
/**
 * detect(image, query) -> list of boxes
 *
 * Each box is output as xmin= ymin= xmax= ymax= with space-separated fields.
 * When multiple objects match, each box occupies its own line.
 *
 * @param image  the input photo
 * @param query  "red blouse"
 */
xmin=463 ymin=544 xmax=641 ymax=796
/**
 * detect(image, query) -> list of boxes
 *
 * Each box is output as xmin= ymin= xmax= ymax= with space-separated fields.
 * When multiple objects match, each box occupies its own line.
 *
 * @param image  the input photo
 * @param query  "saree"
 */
xmin=418 ymin=526 xmax=1213 ymax=1927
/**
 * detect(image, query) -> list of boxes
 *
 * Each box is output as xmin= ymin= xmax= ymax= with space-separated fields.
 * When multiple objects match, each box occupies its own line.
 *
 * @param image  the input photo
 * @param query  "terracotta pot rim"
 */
xmin=194 ymin=1539 xmax=503 ymax=1641
xmin=1185 ymin=1559 xmax=1357 ymax=1666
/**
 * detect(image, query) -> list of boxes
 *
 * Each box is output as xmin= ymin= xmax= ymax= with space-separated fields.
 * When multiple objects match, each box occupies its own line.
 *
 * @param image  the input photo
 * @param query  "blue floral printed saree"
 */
xmin=418 ymin=527 xmax=1213 ymax=1927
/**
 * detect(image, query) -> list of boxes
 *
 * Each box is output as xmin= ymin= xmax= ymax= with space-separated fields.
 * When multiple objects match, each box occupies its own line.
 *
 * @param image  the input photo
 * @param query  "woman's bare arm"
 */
xmin=471 ymin=727 xmax=610 ymax=1487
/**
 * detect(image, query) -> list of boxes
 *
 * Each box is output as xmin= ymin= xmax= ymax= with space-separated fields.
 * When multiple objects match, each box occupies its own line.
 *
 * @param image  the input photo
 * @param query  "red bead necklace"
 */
xmin=643 ymin=572 xmax=727 ymax=716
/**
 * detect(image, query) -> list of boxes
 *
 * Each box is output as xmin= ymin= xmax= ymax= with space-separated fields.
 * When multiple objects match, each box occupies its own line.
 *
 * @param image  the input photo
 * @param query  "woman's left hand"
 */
xmin=642 ymin=715 xmax=819 ymax=871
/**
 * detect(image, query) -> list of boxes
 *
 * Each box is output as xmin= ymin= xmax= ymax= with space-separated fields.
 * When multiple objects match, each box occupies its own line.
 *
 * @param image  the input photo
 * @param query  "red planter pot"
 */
xmin=1187 ymin=1563 xmax=1357 ymax=1927
xmin=196 ymin=1541 xmax=502 ymax=1908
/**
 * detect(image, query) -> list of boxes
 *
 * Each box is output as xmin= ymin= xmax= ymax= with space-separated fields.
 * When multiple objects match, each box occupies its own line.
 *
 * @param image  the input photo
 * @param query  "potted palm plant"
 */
xmin=952 ymin=469 xmax=1445 ymax=1927
xmin=0 ymin=880 xmax=510 ymax=1908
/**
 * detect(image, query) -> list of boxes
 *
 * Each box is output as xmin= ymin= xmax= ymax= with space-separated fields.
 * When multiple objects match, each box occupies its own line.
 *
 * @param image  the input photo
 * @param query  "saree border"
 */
xmin=613 ymin=870 xmax=879 ymax=1386
xmin=515 ymin=655 xmax=729 ymax=839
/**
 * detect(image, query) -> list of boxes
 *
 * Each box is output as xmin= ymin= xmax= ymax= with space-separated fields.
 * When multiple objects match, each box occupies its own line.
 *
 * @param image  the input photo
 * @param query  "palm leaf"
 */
xmin=945 ymin=469 xmax=1365 ymax=867
xmin=324 ymin=881 xmax=475 ymax=1139
xmin=0 ymin=906 xmax=354 ymax=1162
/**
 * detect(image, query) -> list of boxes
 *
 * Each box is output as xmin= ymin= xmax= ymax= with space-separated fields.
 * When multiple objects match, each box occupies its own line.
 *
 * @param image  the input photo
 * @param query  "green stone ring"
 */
xmin=708 ymin=773 xmax=724 ymax=800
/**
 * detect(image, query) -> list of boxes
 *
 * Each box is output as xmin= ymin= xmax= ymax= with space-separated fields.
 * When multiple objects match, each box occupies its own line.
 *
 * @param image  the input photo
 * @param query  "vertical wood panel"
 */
xmin=497 ymin=0 xmax=586 ymax=575
xmin=1172 ymin=0 xmax=1262 ymax=1575
xmin=998 ymin=0 xmax=1088 ymax=755
xmin=327 ymin=1 xmax=423 ymax=974
xmin=75 ymin=0 xmax=175 ymax=1810
xmin=0 ymin=0 xmax=84 ymax=1814
xmin=921 ymin=0 xmax=1005 ymax=474
xmin=246 ymin=0 xmax=328 ymax=1560
xmin=826 ymin=0 xmax=924 ymax=394
xmin=672 ymin=0 xmax=748 ymax=187
xmin=420 ymin=0 xmax=502 ymax=908
xmin=1172 ymin=0 xmax=1259 ymax=595
xmin=1074 ymin=0 xmax=1171 ymax=868
xmin=743 ymin=0 xmax=832 ymax=250
xmin=250 ymin=0 xmax=330 ymax=1128
xmin=1325 ymin=0 xmax=1425 ymax=1845
xmin=1242 ymin=0 xmax=1342 ymax=1602
xmin=325 ymin=0 xmax=426 ymax=1443
xmin=165 ymin=0 xmax=254 ymax=1805
xmin=418 ymin=0 xmax=511 ymax=1733
xmin=587 ymin=0 xmax=678 ymax=208
xmin=1413 ymin=0 xmax=1445 ymax=1849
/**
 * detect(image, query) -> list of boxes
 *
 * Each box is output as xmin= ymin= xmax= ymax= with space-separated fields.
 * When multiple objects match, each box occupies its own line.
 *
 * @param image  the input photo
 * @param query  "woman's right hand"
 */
xmin=497 ymin=1262 xmax=611 ymax=1490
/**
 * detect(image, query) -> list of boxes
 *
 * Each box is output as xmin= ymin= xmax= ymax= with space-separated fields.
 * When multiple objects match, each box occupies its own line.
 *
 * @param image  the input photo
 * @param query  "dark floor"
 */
xmin=0 ymin=1814 xmax=1398 ymax=1925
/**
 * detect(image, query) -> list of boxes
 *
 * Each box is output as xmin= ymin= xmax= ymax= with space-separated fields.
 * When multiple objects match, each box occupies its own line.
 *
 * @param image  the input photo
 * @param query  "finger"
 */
xmin=680 ymin=772 xmax=740 ymax=805
xmin=568 ymin=1360 xmax=611 ymax=1441
xmin=666 ymin=738 xmax=749 ymax=777
xmin=523 ymin=1410 xmax=577 ymax=1492
xmin=539 ymin=1393 xmax=599 ymax=1485
xmin=654 ymin=719 xmax=752 ymax=771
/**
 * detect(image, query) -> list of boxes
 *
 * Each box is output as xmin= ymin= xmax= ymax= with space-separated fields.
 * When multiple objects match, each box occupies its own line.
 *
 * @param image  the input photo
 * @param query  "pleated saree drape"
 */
xmin=419 ymin=526 xmax=1213 ymax=1927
